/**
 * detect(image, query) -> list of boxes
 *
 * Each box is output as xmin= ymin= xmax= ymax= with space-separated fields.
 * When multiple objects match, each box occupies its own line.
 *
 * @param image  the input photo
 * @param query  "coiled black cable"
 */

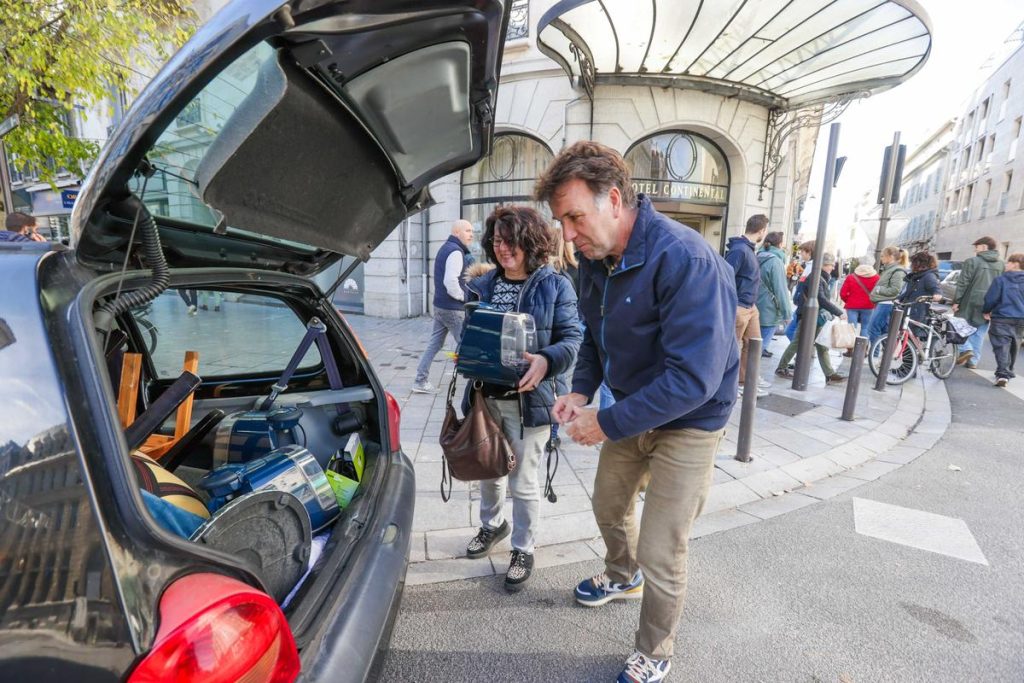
xmin=99 ymin=194 xmax=170 ymax=319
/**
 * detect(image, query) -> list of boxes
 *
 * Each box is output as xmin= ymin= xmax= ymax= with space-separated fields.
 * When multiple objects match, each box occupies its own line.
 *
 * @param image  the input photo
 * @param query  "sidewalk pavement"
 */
xmin=343 ymin=314 xmax=952 ymax=586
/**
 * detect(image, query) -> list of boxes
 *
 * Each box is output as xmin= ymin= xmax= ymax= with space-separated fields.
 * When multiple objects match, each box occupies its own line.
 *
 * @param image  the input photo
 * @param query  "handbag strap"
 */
xmin=543 ymin=435 xmax=562 ymax=503
xmin=439 ymin=373 xmax=460 ymax=503
xmin=851 ymin=274 xmax=872 ymax=297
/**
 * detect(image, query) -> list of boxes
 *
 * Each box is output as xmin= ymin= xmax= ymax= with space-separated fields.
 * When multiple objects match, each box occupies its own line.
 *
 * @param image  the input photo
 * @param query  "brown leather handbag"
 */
xmin=439 ymin=375 xmax=516 ymax=501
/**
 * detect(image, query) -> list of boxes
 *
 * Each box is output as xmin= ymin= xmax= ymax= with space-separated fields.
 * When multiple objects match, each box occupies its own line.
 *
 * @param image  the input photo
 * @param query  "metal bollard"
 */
xmin=873 ymin=306 xmax=905 ymax=392
xmin=735 ymin=337 xmax=762 ymax=463
xmin=841 ymin=336 xmax=869 ymax=421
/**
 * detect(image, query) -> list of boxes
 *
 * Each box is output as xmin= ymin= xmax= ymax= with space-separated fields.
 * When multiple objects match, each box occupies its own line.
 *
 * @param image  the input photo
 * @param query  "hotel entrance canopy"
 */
xmin=537 ymin=0 xmax=932 ymax=108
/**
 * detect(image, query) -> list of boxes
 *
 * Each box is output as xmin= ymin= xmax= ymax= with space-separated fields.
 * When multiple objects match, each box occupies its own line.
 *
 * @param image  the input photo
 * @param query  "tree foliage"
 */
xmin=0 ymin=0 xmax=195 ymax=184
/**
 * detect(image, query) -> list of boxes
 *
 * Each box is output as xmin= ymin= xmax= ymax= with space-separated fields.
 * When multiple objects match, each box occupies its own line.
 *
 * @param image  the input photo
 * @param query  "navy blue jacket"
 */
xmin=723 ymin=235 xmax=760 ymax=307
xmin=983 ymin=270 xmax=1024 ymax=319
xmin=464 ymin=265 xmax=582 ymax=427
xmin=572 ymin=196 xmax=739 ymax=439
xmin=792 ymin=270 xmax=844 ymax=325
xmin=898 ymin=268 xmax=941 ymax=323
xmin=433 ymin=235 xmax=471 ymax=311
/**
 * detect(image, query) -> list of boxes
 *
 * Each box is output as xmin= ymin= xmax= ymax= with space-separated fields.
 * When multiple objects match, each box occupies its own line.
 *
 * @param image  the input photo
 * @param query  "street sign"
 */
xmin=60 ymin=189 xmax=79 ymax=209
xmin=0 ymin=114 xmax=19 ymax=138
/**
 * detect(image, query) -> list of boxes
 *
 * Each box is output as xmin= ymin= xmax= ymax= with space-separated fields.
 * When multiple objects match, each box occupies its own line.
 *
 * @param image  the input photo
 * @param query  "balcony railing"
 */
xmin=507 ymin=0 xmax=528 ymax=40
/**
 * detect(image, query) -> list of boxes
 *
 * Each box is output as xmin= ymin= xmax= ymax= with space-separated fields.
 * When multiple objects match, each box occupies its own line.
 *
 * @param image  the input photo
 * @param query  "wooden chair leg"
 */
xmin=117 ymin=353 xmax=143 ymax=428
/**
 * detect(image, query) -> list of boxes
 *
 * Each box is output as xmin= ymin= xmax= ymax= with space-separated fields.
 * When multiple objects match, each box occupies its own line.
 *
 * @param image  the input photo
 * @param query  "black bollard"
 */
xmin=841 ymin=336 xmax=869 ymax=421
xmin=873 ymin=306 xmax=905 ymax=392
xmin=736 ymin=337 xmax=762 ymax=463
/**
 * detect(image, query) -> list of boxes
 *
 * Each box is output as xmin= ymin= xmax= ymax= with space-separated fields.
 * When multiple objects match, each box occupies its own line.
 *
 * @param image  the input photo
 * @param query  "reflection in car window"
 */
xmin=140 ymin=289 xmax=321 ymax=379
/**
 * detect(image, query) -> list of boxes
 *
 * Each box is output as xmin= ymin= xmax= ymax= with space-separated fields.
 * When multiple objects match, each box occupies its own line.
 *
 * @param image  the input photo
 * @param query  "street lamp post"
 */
xmin=792 ymin=122 xmax=841 ymax=391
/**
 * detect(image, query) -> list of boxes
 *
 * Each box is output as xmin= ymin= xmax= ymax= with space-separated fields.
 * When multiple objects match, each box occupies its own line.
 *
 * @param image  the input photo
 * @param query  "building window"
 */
xmin=999 ymin=170 xmax=1012 ymax=214
xmin=979 ymin=97 xmax=990 ymax=128
xmin=962 ymin=183 xmax=973 ymax=222
xmin=980 ymin=179 xmax=991 ymax=219
xmin=999 ymin=80 xmax=1011 ymax=121
xmin=1010 ymin=117 xmax=1022 ymax=162
xmin=461 ymin=133 xmax=554 ymax=258
xmin=986 ymin=134 xmax=995 ymax=171
xmin=507 ymin=0 xmax=529 ymax=40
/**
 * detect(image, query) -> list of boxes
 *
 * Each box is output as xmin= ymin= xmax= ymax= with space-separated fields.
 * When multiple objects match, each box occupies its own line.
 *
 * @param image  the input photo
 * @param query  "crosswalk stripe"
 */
xmin=968 ymin=368 xmax=1024 ymax=402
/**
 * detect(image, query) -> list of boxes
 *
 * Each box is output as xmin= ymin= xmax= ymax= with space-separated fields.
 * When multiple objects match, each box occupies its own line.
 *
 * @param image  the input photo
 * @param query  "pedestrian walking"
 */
xmin=461 ymin=206 xmax=581 ymax=592
xmin=725 ymin=214 xmax=770 ymax=398
xmin=775 ymin=252 xmax=847 ymax=384
xmin=178 ymin=288 xmax=198 ymax=315
xmin=2 ymin=212 xmax=46 ymax=242
xmin=784 ymin=241 xmax=816 ymax=341
xmin=839 ymin=262 xmax=878 ymax=332
xmin=898 ymin=252 xmax=942 ymax=327
xmin=865 ymin=246 xmax=908 ymax=347
xmin=756 ymin=231 xmax=793 ymax=360
xmin=982 ymin=252 xmax=1024 ymax=387
xmin=412 ymin=220 xmax=475 ymax=393
xmin=539 ymin=141 xmax=738 ymax=683
xmin=954 ymin=236 xmax=1005 ymax=369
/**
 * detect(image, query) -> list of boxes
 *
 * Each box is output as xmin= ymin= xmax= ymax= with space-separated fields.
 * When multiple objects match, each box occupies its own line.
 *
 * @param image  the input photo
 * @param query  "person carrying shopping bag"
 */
xmin=756 ymin=231 xmax=793 ymax=358
xmin=775 ymin=252 xmax=847 ymax=384
xmin=461 ymin=205 xmax=582 ymax=592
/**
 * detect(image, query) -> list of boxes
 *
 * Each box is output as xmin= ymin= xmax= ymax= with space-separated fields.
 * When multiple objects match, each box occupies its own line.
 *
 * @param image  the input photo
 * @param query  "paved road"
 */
xmin=380 ymin=364 xmax=1024 ymax=682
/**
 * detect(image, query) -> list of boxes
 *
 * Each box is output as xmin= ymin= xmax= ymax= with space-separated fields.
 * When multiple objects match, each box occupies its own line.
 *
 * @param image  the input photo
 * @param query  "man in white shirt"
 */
xmin=413 ymin=220 xmax=475 ymax=393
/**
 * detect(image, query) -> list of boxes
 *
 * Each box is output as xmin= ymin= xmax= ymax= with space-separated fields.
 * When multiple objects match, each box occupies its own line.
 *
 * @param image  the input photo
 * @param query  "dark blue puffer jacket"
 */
xmin=724 ymin=235 xmax=760 ymax=307
xmin=463 ymin=265 xmax=582 ymax=427
xmin=983 ymin=270 xmax=1024 ymax=319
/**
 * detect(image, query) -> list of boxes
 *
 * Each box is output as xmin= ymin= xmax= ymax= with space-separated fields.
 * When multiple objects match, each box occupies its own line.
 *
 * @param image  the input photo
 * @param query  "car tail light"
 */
xmin=385 ymin=391 xmax=401 ymax=453
xmin=128 ymin=573 xmax=299 ymax=683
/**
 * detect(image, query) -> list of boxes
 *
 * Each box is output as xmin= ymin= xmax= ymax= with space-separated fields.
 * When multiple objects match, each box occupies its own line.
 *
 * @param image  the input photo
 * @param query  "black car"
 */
xmin=0 ymin=1 xmax=508 ymax=681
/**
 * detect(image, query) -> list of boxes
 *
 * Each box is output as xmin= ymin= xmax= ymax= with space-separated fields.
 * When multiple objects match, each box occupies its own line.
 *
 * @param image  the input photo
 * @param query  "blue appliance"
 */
xmin=213 ymin=406 xmax=303 ymax=466
xmin=198 ymin=445 xmax=340 ymax=531
xmin=456 ymin=304 xmax=537 ymax=386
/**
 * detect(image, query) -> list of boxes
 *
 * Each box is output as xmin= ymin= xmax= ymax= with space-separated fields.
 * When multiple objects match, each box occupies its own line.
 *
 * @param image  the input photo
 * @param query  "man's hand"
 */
xmin=565 ymin=405 xmax=608 ymax=446
xmin=552 ymin=392 xmax=588 ymax=424
xmin=933 ymin=294 xmax=943 ymax=302
xmin=984 ymin=312 xmax=991 ymax=321
xmin=28 ymin=230 xmax=45 ymax=242
xmin=952 ymin=303 xmax=959 ymax=313
xmin=518 ymin=352 xmax=549 ymax=393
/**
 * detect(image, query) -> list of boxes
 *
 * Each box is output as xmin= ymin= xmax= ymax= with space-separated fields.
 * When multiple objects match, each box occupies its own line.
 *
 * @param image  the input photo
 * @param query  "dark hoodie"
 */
xmin=723 ymin=235 xmax=760 ymax=307
xmin=899 ymin=267 xmax=941 ymax=323
xmin=983 ymin=270 xmax=1024 ymax=319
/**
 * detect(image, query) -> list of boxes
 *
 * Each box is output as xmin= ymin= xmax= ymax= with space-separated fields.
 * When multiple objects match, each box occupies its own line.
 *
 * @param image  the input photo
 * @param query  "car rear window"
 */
xmin=135 ymin=289 xmax=321 ymax=379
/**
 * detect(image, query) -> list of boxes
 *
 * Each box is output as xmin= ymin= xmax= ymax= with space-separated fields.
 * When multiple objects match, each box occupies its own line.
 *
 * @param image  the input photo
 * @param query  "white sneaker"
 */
xmin=187 ymin=305 xmax=198 ymax=316
xmin=411 ymin=381 xmax=436 ymax=394
xmin=757 ymin=378 xmax=771 ymax=390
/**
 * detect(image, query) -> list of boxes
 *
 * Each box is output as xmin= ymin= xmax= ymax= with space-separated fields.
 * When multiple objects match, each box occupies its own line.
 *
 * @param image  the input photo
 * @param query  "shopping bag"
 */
xmin=830 ymin=321 xmax=858 ymax=349
xmin=815 ymin=319 xmax=836 ymax=347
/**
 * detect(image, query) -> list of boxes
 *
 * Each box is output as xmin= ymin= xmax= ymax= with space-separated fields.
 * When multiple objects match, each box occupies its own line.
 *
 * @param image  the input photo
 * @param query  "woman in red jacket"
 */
xmin=840 ymin=263 xmax=880 ymax=332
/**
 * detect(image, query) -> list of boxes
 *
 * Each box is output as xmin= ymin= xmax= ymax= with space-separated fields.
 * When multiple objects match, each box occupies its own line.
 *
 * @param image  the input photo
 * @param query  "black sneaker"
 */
xmin=466 ymin=521 xmax=510 ymax=559
xmin=504 ymin=549 xmax=534 ymax=592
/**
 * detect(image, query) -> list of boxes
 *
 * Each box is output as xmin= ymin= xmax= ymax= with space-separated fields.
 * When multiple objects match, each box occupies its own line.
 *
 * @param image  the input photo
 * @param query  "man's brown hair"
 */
xmin=1007 ymin=252 xmax=1024 ymax=268
xmin=4 ymin=211 xmax=35 ymax=233
xmin=535 ymin=140 xmax=637 ymax=207
xmin=799 ymin=240 xmax=816 ymax=255
xmin=745 ymin=214 xmax=769 ymax=235
xmin=973 ymin=236 xmax=997 ymax=250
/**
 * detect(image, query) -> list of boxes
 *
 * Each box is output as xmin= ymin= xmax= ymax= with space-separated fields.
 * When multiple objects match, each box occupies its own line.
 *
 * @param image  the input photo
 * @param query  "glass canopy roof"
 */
xmin=537 ymin=0 xmax=932 ymax=108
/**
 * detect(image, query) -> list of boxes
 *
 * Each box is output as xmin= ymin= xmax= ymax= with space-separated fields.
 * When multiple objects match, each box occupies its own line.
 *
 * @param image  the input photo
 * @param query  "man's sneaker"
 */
xmin=504 ymin=550 xmax=533 ymax=592
xmin=574 ymin=570 xmax=643 ymax=607
xmin=966 ymin=362 xmax=978 ymax=370
xmin=826 ymin=373 xmax=847 ymax=384
xmin=996 ymin=377 xmax=1008 ymax=387
xmin=187 ymin=305 xmax=198 ymax=316
xmin=761 ymin=349 xmax=774 ymax=358
xmin=617 ymin=651 xmax=671 ymax=683
xmin=775 ymin=367 xmax=793 ymax=379
xmin=757 ymin=378 xmax=771 ymax=390
xmin=411 ymin=380 xmax=436 ymax=394
xmin=956 ymin=350 xmax=974 ymax=366
xmin=466 ymin=521 xmax=510 ymax=559
xmin=739 ymin=385 xmax=769 ymax=399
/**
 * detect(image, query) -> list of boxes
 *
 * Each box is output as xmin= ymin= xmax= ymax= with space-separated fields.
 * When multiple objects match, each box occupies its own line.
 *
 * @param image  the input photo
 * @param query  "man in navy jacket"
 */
xmin=539 ymin=141 xmax=738 ymax=683
xmin=983 ymin=252 xmax=1024 ymax=387
xmin=724 ymin=214 xmax=769 ymax=396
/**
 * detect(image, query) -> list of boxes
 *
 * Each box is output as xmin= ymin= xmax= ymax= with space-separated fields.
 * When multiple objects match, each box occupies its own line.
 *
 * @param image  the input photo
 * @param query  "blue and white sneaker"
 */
xmin=617 ymin=651 xmax=671 ymax=683
xmin=574 ymin=570 xmax=644 ymax=607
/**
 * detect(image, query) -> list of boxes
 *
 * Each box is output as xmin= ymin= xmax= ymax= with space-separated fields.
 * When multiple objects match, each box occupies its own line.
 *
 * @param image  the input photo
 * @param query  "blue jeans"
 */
xmin=963 ymin=321 xmax=990 ymax=365
xmin=866 ymin=303 xmax=894 ymax=347
xmin=760 ymin=325 xmax=776 ymax=350
xmin=414 ymin=308 xmax=464 ymax=383
xmin=846 ymin=308 xmax=871 ymax=332
xmin=784 ymin=316 xmax=799 ymax=341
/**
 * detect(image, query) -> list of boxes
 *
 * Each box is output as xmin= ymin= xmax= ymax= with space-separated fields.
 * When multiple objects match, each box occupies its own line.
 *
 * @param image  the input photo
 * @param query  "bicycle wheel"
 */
xmin=869 ymin=334 xmax=918 ymax=385
xmin=929 ymin=336 xmax=958 ymax=379
xmin=138 ymin=318 xmax=159 ymax=354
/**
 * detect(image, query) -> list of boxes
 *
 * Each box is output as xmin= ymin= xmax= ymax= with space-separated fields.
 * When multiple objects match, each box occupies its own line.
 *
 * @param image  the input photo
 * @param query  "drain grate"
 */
xmin=757 ymin=394 xmax=817 ymax=417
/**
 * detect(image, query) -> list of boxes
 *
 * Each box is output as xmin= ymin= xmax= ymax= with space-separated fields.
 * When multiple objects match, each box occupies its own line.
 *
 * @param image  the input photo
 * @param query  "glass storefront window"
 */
xmin=460 ymin=134 xmax=554 ymax=259
xmin=625 ymin=132 xmax=729 ymax=205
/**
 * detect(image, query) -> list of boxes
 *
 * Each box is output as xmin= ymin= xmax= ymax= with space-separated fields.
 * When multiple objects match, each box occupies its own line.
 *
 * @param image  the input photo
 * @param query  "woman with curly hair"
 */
xmin=461 ymin=205 xmax=582 ymax=592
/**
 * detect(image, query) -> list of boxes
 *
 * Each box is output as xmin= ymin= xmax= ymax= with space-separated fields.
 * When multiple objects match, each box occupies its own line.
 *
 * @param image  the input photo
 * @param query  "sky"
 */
xmin=800 ymin=0 xmax=1024 ymax=252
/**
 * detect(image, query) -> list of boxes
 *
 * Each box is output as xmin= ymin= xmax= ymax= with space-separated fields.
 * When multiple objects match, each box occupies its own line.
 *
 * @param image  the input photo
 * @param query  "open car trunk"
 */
xmin=91 ymin=269 xmax=396 ymax=643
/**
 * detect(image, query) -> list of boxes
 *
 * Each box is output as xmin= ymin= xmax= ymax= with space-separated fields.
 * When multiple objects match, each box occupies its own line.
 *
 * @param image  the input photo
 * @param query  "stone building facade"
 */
xmin=935 ymin=27 xmax=1024 ymax=260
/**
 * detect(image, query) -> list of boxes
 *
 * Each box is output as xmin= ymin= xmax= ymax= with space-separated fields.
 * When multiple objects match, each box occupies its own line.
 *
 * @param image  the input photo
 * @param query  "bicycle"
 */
xmin=131 ymin=304 xmax=160 ymax=354
xmin=867 ymin=296 xmax=959 ymax=385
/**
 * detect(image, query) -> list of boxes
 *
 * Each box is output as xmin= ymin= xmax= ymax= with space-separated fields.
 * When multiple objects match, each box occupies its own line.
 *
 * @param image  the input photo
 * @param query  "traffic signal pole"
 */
xmin=873 ymin=131 xmax=902 ymax=269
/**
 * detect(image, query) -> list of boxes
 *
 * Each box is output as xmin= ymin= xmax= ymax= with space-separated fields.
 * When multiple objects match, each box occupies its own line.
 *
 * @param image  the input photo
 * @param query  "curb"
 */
xmin=405 ymin=373 xmax=952 ymax=586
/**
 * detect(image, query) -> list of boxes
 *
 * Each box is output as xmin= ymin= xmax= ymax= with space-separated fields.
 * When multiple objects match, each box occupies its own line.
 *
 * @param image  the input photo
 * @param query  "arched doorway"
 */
xmin=625 ymin=132 xmax=730 ymax=251
xmin=461 ymin=133 xmax=554 ymax=260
